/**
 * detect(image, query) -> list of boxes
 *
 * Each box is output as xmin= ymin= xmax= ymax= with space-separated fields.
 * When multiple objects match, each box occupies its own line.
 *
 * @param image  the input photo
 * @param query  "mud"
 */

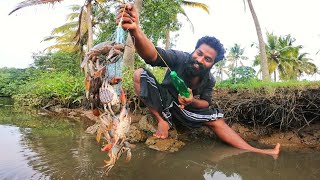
xmin=50 ymin=107 xmax=320 ymax=152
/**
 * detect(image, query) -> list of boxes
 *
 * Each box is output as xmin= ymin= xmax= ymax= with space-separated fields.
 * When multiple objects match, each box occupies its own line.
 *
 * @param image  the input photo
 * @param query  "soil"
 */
xmin=54 ymin=107 xmax=320 ymax=152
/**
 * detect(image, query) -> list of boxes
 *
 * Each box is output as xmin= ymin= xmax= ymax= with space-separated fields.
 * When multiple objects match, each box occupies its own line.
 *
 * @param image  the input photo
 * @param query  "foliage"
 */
xmin=42 ymin=5 xmax=84 ymax=54
xmin=0 ymin=67 xmax=36 ymax=96
xmin=13 ymin=71 xmax=84 ymax=107
xmin=225 ymin=44 xmax=249 ymax=83
xmin=93 ymin=3 xmax=118 ymax=44
xmin=140 ymin=0 xmax=183 ymax=44
xmin=226 ymin=66 xmax=256 ymax=84
xmin=121 ymin=56 xmax=166 ymax=101
xmin=32 ymin=51 xmax=81 ymax=75
xmin=217 ymin=78 xmax=320 ymax=91
xmin=1 ymin=50 xmax=83 ymax=107
xmin=253 ymin=32 xmax=317 ymax=81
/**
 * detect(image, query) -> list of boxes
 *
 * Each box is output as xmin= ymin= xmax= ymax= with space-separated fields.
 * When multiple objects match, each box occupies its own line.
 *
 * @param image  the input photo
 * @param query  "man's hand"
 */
xmin=116 ymin=3 xmax=139 ymax=32
xmin=178 ymin=88 xmax=193 ymax=109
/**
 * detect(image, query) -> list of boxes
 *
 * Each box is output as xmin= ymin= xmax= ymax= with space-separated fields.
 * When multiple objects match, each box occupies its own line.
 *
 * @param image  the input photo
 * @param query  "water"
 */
xmin=0 ymin=98 xmax=320 ymax=180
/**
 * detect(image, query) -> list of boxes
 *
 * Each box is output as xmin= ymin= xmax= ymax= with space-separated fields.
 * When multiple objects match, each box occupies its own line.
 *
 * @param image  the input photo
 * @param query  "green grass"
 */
xmin=13 ymin=71 xmax=85 ymax=107
xmin=216 ymin=79 xmax=320 ymax=91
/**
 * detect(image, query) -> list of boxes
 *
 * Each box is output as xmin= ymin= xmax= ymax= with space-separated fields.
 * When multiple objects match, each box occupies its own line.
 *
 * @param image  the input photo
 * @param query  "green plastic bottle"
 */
xmin=170 ymin=71 xmax=190 ymax=98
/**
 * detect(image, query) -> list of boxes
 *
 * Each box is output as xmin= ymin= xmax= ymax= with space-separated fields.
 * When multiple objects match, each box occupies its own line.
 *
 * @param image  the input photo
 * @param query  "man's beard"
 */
xmin=184 ymin=57 xmax=211 ymax=78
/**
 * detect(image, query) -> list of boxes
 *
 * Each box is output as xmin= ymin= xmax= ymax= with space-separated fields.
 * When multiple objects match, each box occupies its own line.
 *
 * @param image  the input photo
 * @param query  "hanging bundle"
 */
xmin=82 ymin=0 xmax=135 ymax=176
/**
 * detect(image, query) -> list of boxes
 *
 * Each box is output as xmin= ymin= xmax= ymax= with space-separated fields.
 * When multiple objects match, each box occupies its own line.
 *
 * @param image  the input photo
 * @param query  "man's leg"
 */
xmin=205 ymin=118 xmax=280 ymax=155
xmin=133 ymin=68 xmax=170 ymax=139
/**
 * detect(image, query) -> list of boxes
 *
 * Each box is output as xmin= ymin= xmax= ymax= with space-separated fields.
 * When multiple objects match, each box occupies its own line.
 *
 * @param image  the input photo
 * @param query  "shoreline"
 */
xmin=53 ymin=107 xmax=320 ymax=151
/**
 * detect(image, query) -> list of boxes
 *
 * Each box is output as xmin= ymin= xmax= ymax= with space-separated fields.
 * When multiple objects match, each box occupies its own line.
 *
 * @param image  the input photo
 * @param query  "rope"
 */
xmin=156 ymin=50 xmax=172 ymax=72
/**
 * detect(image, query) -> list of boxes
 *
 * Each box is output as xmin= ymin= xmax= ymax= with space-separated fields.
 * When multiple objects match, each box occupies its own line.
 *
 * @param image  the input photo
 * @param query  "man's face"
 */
xmin=185 ymin=44 xmax=217 ymax=77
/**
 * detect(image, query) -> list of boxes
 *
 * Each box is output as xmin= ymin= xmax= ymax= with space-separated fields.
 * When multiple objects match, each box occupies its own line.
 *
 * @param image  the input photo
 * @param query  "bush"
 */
xmin=13 ymin=71 xmax=84 ymax=107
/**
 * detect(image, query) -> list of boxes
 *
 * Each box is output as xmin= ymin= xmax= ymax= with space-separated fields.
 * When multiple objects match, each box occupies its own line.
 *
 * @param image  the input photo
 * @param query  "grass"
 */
xmin=216 ymin=79 xmax=320 ymax=91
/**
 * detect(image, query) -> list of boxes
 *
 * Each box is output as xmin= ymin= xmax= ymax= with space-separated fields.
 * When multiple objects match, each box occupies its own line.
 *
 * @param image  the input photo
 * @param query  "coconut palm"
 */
xmin=9 ymin=0 xmax=119 ymax=49
xmin=255 ymin=32 xmax=317 ymax=81
xmin=227 ymin=43 xmax=248 ymax=84
xmin=284 ymin=51 xmax=317 ymax=80
xmin=244 ymin=0 xmax=270 ymax=81
xmin=42 ymin=5 xmax=84 ymax=53
xmin=213 ymin=60 xmax=229 ymax=82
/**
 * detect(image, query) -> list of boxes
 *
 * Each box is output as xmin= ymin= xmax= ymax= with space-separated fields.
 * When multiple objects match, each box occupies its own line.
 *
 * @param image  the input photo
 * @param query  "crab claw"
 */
xmin=125 ymin=148 xmax=132 ymax=162
xmin=120 ymin=88 xmax=126 ymax=105
xmin=101 ymin=143 xmax=113 ymax=152
xmin=109 ymin=77 xmax=122 ymax=85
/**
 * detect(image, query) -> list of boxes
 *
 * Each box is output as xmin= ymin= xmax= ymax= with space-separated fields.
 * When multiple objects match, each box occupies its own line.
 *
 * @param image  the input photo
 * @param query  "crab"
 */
xmin=100 ymin=88 xmax=133 ymax=175
xmin=81 ymin=41 xmax=125 ymax=69
xmin=99 ymin=80 xmax=120 ymax=117
xmin=103 ymin=141 xmax=132 ymax=176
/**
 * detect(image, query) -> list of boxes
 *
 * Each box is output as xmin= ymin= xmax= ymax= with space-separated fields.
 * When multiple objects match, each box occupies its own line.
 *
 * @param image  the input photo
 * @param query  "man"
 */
xmin=116 ymin=4 xmax=280 ymax=155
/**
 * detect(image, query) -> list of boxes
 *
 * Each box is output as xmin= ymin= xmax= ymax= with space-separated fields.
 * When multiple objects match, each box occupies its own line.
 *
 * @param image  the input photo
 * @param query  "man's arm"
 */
xmin=116 ymin=4 xmax=157 ymax=64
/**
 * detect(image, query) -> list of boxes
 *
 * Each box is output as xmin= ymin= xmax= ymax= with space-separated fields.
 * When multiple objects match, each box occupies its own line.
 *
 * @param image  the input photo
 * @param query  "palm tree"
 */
xmin=42 ymin=5 xmax=84 ymax=52
xmin=284 ymin=51 xmax=317 ymax=80
xmin=9 ymin=0 xmax=122 ymax=48
xmin=213 ymin=60 xmax=229 ymax=82
xmin=255 ymin=32 xmax=317 ymax=81
xmin=227 ymin=44 xmax=248 ymax=83
xmin=244 ymin=0 xmax=270 ymax=81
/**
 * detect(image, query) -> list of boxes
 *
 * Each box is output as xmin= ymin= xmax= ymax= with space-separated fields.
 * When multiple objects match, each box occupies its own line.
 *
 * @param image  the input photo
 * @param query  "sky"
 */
xmin=1 ymin=0 xmax=320 ymax=74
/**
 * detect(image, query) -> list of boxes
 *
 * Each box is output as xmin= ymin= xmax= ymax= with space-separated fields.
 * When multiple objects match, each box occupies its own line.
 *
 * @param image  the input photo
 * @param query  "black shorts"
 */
xmin=139 ymin=69 xmax=224 ymax=128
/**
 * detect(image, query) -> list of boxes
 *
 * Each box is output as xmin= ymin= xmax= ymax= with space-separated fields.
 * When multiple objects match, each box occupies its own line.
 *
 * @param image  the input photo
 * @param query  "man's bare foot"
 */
xmin=274 ymin=143 xmax=281 ymax=154
xmin=270 ymin=143 xmax=281 ymax=159
xmin=153 ymin=120 xmax=170 ymax=139
xmin=247 ymin=143 xmax=281 ymax=158
xmin=256 ymin=143 xmax=281 ymax=159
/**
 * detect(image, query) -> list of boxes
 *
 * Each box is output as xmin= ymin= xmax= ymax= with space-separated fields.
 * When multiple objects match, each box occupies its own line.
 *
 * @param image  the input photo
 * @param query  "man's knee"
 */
xmin=205 ymin=118 xmax=226 ymax=129
xmin=133 ymin=68 xmax=144 ymax=83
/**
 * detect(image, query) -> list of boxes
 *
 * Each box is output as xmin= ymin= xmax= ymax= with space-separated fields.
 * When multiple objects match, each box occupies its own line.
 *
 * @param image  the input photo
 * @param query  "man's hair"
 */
xmin=195 ymin=36 xmax=225 ymax=63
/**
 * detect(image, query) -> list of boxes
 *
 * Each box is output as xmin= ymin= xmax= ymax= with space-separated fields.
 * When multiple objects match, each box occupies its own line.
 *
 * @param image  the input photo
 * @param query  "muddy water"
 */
xmin=0 ymin=99 xmax=320 ymax=180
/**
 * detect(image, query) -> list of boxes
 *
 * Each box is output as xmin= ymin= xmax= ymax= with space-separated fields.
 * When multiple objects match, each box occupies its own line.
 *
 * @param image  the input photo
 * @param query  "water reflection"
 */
xmin=0 ymin=99 xmax=320 ymax=180
xmin=203 ymin=169 xmax=242 ymax=180
xmin=0 ymin=125 xmax=46 ymax=180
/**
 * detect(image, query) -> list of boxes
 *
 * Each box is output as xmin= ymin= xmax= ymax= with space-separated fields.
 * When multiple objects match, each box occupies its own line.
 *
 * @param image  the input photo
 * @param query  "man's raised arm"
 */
xmin=116 ymin=3 xmax=157 ymax=64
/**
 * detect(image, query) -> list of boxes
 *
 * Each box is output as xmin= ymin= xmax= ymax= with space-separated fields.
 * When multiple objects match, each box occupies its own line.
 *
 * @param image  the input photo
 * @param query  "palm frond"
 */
xmin=9 ymin=0 xmax=64 ymax=15
xmin=182 ymin=1 xmax=210 ymax=14
xmin=67 ymin=12 xmax=81 ymax=21
xmin=44 ymin=43 xmax=79 ymax=53
xmin=178 ymin=7 xmax=194 ymax=33
xmin=42 ymin=35 xmax=59 ymax=42
xmin=52 ymin=22 xmax=79 ymax=34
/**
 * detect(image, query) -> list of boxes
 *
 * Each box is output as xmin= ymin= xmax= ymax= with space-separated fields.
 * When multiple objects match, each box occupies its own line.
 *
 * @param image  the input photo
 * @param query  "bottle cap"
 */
xmin=170 ymin=71 xmax=177 ymax=76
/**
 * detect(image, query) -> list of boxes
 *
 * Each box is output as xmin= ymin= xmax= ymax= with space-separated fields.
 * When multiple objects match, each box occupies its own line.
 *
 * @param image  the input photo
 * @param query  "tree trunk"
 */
xmin=86 ymin=2 xmax=93 ymax=50
xmin=123 ymin=0 xmax=143 ymax=70
xmin=165 ymin=29 xmax=170 ymax=50
xmin=247 ymin=0 xmax=270 ymax=81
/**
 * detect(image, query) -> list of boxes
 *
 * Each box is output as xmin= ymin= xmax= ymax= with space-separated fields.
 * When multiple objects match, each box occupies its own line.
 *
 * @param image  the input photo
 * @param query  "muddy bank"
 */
xmin=45 ymin=105 xmax=320 ymax=152
xmin=214 ymin=86 xmax=320 ymax=130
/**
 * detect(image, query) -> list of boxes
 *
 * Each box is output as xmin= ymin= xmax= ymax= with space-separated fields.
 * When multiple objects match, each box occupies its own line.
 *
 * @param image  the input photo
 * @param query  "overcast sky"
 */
xmin=1 ymin=0 xmax=320 ymax=71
